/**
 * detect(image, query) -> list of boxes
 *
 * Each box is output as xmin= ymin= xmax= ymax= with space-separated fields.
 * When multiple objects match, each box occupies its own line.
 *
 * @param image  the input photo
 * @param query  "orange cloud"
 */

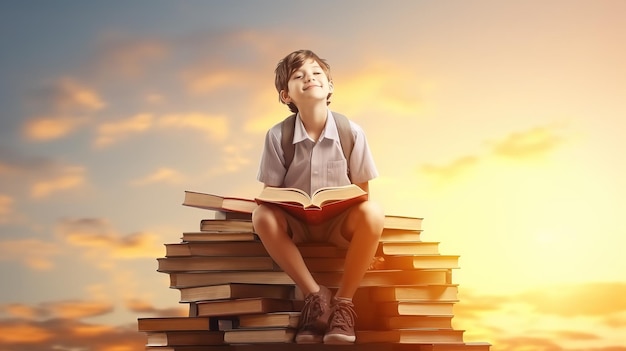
xmin=0 ymin=238 xmax=60 ymax=270
xmin=0 ymin=321 xmax=53 ymax=343
xmin=22 ymin=78 xmax=105 ymax=142
xmin=31 ymin=77 xmax=105 ymax=113
xmin=420 ymin=155 xmax=480 ymax=181
xmin=22 ymin=115 xmax=90 ymax=142
xmin=183 ymin=68 xmax=246 ymax=94
xmin=206 ymin=144 xmax=254 ymax=176
xmin=2 ymin=300 xmax=113 ymax=320
xmin=131 ymin=167 xmax=185 ymax=186
xmin=157 ymin=113 xmax=229 ymax=142
xmin=30 ymin=165 xmax=86 ymax=198
xmin=42 ymin=300 xmax=113 ymax=320
xmin=95 ymin=36 xmax=168 ymax=79
xmin=56 ymin=217 xmax=162 ymax=259
xmin=491 ymin=124 xmax=566 ymax=159
xmin=517 ymin=282 xmax=626 ymax=317
xmin=0 ymin=194 xmax=14 ymax=224
xmin=95 ymin=113 xmax=154 ymax=148
xmin=125 ymin=299 xmax=186 ymax=317
xmin=0 ymin=318 xmax=144 ymax=350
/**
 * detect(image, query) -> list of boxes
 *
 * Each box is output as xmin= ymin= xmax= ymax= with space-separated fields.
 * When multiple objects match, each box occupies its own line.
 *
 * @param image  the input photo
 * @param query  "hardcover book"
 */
xmin=255 ymin=184 xmax=367 ymax=224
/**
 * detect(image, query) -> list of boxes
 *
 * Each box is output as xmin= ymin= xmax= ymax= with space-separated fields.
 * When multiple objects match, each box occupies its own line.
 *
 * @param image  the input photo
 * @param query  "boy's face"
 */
xmin=281 ymin=59 xmax=333 ymax=109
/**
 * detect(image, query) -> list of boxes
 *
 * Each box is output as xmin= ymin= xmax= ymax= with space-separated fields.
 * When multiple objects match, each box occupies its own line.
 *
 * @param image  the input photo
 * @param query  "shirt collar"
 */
xmin=293 ymin=109 xmax=338 ymax=143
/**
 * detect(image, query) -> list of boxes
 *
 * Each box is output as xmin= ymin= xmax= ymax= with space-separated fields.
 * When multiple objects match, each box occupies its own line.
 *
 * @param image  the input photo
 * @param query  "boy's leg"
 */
xmin=252 ymin=204 xmax=331 ymax=343
xmin=252 ymin=204 xmax=319 ymax=294
xmin=324 ymin=200 xmax=384 ymax=344
xmin=337 ymin=200 xmax=384 ymax=298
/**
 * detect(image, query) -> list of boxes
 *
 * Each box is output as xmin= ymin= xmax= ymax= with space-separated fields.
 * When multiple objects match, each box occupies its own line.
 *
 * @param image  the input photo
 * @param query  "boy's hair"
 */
xmin=274 ymin=49 xmax=333 ymax=113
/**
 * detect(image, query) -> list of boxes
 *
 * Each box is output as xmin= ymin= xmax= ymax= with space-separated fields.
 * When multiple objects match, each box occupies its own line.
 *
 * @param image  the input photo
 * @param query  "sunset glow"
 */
xmin=1 ymin=1 xmax=625 ymax=350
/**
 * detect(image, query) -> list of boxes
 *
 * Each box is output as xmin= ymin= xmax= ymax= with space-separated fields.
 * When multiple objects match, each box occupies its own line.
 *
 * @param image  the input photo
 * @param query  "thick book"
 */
xmin=165 ymin=241 xmax=268 ymax=257
xmin=199 ymin=219 xmax=254 ymax=232
xmin=195 ymin=297 xmax=295 ymax=317
xmin=380 ymin=228 xmax=422 ymax=242
xmin=355 ymin=329 xmax=464 ymax=344
xmin=181 ymin=231 xmax=258 ymax=243
xmin=376 ymin=241 xmax=440 ymax=256
xmin=183 ymin=191 xmax=257 ymax=214
xmin=255 ymin=184 xmax=367 ymax=224
xmin=168 ymin=269 xmax=450 ymax=289
xmin=378 ymin=301 xmax=457 ymax=316
xmin=178 ymin=283 xmax=294 ymax=303
xmin=237 ymin=312 xmax=300 ymax=329
xmin=157 ymin=256 xmax=275 ymax=272
xmin=382 ymin=315 xmax=454 ymax=330
xmin=384 ymin=255 xmax=460 ymax=270
xmin=383 ymin=215 xmax=423 ymax=231
xmin=137 ymin=317 xmax=216 ymax=332
xmin=223 ymin=327 xmax=296 ymax=344
xmin=145 ymin=346 xmax=230 ymax=351
xmin=369 ymin=285 xmax=459 ymax=302
xmin=146 ymin=330 xmax=225 ymax=346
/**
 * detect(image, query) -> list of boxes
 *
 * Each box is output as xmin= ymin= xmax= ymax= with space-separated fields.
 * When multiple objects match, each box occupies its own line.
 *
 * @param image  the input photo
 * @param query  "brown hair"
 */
xmin=274 ymin=49 xmax=332 ymax=113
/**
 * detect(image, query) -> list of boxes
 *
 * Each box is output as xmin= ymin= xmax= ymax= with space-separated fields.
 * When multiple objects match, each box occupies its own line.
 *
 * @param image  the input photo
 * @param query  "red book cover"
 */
xmin=255 ymin=184 xmax=367 ymax=224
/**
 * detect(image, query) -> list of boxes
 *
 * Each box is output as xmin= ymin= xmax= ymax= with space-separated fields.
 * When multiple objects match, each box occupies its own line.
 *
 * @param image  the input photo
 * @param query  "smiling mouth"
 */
xmin=304 ymin=85 xmax=321 ymax=90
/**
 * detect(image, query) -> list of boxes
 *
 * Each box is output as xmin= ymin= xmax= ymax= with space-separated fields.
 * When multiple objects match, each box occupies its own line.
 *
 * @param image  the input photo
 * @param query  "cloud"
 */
xmin=22 ymin=115 xmax=90 ymax=142
xmin=418 ymin=123 xmax=568 ymax=183
xmin=94 ymin=112 xmax=229 ymax=148
xmin=336 ymin=61 xmax=425 ymax=117
xmin=124 ymin=299 xmax=186 ymax=317
xmin=157 ymin=113 xmax=229 ymax=142
xmin=30 ymin=166 xmax=86 ymax=198
xmin=490 ymin=124 xmax=567 ymax=159
xmin=29 ymin=78 xmax=106 ymax=114
xmin=0 ymin=318 xmax=144 ymax=351
xmin=21 ymin=78 xmax=105 ymax=142
xmin=0 ymin=148 xmax=87 ymax=204
xmin=420 ymin=155 xmax=479 ymax=181
xmin=131 ymin=167 xmax=185 ymax=186
xmin=56 ymin=217 xmax=162 ymax=260
xmin=0 ymin=238 xmax=60 ymax=270
xmin=207 ymin=144 xmax=254 ymax=176
xmin=94 ymin=113 xmax=154 ymax=148
xmin=94 ymin=34 xmax=168 ymax=79
xmin=183 ymin=68 xmax=246 ymax=95
xmin=0 ymin=320 xmax=54 ymax=344
xmin=517 ymin=282 xmax=626 ymax=317
xmin=0 ymin=194 xmax=14 ymax=224
xmin=2 ymin=300 xmax=113 ymax=321
xmin=494 ymin=335 xmax=565 ymax=351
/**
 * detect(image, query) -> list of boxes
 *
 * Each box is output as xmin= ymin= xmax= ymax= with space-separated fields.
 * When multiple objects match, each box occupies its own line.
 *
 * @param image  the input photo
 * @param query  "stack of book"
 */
xmin=137 ymin=190 xmax=491 ymax=351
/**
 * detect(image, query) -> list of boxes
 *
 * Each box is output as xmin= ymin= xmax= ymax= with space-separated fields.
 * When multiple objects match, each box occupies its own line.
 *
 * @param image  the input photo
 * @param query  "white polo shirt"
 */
xmin=257 ymin=110 xmax=378 ymax=195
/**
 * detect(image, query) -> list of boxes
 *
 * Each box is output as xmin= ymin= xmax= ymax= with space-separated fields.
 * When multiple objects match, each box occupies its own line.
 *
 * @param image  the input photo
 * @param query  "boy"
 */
xmin=253 ymin=49 xmax=384 ymax=344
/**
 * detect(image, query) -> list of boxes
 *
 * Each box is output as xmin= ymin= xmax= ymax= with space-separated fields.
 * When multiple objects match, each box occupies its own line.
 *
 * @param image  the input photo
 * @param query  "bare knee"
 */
xmin=252 ymin=204 xmax=288 ymax=240
xmin=345 ymin=200 xmax=384 ymax=240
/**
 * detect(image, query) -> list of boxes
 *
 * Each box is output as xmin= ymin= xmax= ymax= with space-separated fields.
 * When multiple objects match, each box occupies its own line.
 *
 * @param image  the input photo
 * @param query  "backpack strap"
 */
xmin=332 ymin=112 xmax=354 ymax=175
xmin=280 ymin=112 xmax=354 ymax=180
xmin=280 ymin=113 xmax=297 ymax=173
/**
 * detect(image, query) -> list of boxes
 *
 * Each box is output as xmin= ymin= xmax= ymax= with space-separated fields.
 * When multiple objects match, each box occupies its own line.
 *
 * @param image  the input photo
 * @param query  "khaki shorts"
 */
xmin=283 ymin=209 xmax=351 ymax=249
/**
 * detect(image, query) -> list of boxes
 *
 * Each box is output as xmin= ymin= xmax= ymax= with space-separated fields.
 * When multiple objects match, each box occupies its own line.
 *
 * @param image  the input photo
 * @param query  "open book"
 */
xmin=255 ymin=184 xmax=367 ymax=224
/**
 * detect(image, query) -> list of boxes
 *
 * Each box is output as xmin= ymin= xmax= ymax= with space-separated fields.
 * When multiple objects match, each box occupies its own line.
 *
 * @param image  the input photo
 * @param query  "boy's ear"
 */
xmin=328 ymin=81 xmax=334 ymax=93
xmin=280 ymin=90 xmax=291 ymax=104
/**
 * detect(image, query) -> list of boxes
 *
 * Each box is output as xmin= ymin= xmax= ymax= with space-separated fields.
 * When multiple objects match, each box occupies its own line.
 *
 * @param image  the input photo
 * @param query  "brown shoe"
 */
xmin=294 ymin=285 xmax=332 ymax=344
xmin=323 ymin=297 xmax=357 ymax=344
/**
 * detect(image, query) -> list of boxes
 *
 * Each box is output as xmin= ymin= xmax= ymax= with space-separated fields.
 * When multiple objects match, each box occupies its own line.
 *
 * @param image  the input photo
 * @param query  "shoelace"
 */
xmin=299 ymin=293 xmax=325 ymax=329
xmin=329 ymin=300 xmax=356 ymax=331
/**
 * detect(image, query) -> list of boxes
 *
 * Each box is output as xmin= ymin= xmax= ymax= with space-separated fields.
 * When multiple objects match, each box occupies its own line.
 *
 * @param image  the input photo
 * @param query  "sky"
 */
xmin=1 ymin=0 xmax=625 ymax=350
